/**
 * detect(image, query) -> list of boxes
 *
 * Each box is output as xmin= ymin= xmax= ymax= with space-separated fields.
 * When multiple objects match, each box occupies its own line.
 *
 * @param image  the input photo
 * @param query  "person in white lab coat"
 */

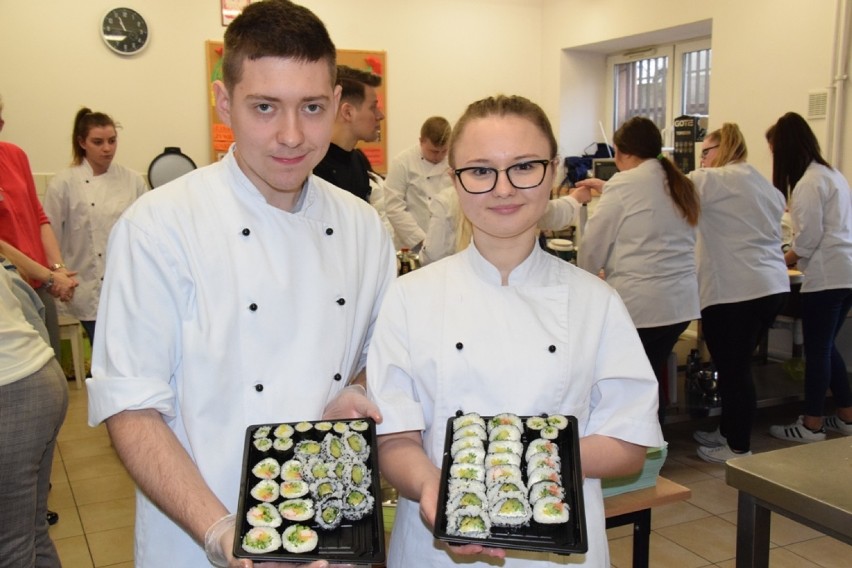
xmin=86 ymin=3 xmax=396 ymax=567
xmin=369 ymin=94 xmax=663 ymax=567
xmin=688 ymin=123 xmax=789 ymax=463
xmin=42 ymin=107 xmax=147 ymax=343
xmin=576 ymin=116 xmax=701 ymax=421
xmin=766 ymin=112 xmax=852 ymax=443
xmin=383 ymin=116 xmax=452 ymax=250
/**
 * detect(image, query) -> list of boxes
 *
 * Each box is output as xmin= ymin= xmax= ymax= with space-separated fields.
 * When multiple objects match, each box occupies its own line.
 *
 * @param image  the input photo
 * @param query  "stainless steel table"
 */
xmin=726 ymin=438 xmax=852 ymax=567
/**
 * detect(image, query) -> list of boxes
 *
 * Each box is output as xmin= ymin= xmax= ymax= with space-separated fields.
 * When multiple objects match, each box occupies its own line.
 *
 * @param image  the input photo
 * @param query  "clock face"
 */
xmin=101 ymin=7 xmax=149 ymax=55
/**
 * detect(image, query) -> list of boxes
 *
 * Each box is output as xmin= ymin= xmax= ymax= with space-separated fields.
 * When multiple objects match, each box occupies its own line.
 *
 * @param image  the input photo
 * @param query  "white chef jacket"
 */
xmin=42 ymin=160 xmax=147 ymax=320
xmin=788 ymin=162 xmax=852 ymax=293
xmin=384 ymin=144 xmax=451 ymax=249
xmin=86 ymin=148 xmax=396 ymax=568
xmin=689 ymin=163 xmax=789 ymax=310
xmin=578 ymin=159 xmax=700 ymax=328
xmin=420 ymin=187 xmax=582 ymax=266
xmin=369 ymin=243 xmax=664 ymax=568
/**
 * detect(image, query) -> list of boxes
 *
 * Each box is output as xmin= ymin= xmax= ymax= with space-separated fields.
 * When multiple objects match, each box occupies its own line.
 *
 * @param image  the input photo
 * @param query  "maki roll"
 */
xmin=322 ymin=433 xmax=346 ymax=461
xmin=452 ymin=412 xmax=486 ymax=431
xmin=343 ymin=461 xmax=371 ymax=488
xmin=525 ymin=439 xmax=558 ymax=461
xmin=349 ymin=419 xmax=370 ymax=432
xmin=489 ymin=496 xmax=532 ymax=527
xmin=540 ymin=425 xmax=560 ymax=440
xmin=250 ymin=479 xmax=280 ymax=502
xmin=488 ymin=424 xmax=521 ymax=443
xmin=453 ymin=447 xmax=486 ymax=465
xmin=246 ymin=502 xmax=282 ymax=528
xmin=450 ymin=437 xmax=484 ymax=458
xmin=525 ymin=416 xmax=548 ymax=431
xmin=488 ymin=413 xmax=522 ymax=432
xmin=446 ymin=506 xmax=490 ymax=539
xmin=546 ymin=414 xmax=569 ymax=430
xmin=310 ymin=478 xmax=343 ymax=501
xmin=280 ymin=479 xmax=310 ymax=499
xmin=314 ymin=421 xmax=333 ymax=433
xmin=251 ymin=457 xmax=281 ymax=480
xmin=294 ymin=440 xmax=323 ymax=461
xmin=452 ymin=423 xmax=487 ymax=442
xmin=528 ymin=480 xmax=565 ymax=505
xmin=333 ymin=421 xmax=349 ymax=434
xmin=488 ymin=440 xmax=523 ymax=456
xmin=532 ymin=497 xmax=570 ymax=524
xmin=253 ymin=426 xmax=272 ymax=439
xmin=315 ymin=497 xmax=344 ymax=530
xmin=485 ymin=464 xmax=523 ymax=485
xmin=272 ymin=437 xmax=294 ymax=452
xmin=527 ymin=466 xmax=561 ymax=486
xmin=278 ymin=498 xmax=315 ymax=521
xmin=342 ymin=487 xmax=375 ymax=520
xmin=526 ymin=452 xmax=561 ymax=473
xmin=302 ymin=458 xmax=334 ymax=482
xmin=253 ymin=437 xmax=272 ymax=452
xmin=273 ymin=423 xmax=294 ymax=439
xmin=484 ymin=452 xmax=521 ymax=468
xmin=341 ymin=431 xmax=370 ymax=460
xmin=486 ymin=481 xmax=527 ymax=504
xmin=447 ymin=478 xmax=486 ymax=498
xmin=241 ymin=526 xmax=281 ymax=554
xmin=280 ymin=459 xmax=303 ymax=481
xmin=447 ymin=488 xmax=487 ymax=511
xmin=449 ymin=463 xmax=485 ymax=483
xmin=281 ymin=524 xmax=319 ymax=553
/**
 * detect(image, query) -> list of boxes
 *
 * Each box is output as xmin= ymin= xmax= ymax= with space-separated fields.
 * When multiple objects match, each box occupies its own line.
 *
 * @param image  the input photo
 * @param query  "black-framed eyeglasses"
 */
xmin=453 ymin=159 xmax=553 ymax=194
xmin=700 ymin=145 xmax=719 ymax=158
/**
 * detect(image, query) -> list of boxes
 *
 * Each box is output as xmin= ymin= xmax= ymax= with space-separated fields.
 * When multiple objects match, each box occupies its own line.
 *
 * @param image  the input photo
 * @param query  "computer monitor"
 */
xmin=592 ymin=158 xmax=618 ymax=181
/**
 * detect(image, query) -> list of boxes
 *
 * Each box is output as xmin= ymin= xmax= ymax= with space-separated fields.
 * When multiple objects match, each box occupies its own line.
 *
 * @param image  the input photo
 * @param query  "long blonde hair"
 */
xmin=706 ymin=123 xmax=747 ymax=167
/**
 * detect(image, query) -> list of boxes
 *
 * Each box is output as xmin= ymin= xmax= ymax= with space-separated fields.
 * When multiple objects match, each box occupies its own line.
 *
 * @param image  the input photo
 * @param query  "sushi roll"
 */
xmin=546 ymin=414 xmax=569 ymax=430
xmin=446 ymin=506 xmax=491 ymax=539
xmin=252 ymin=457 xmax=281 ymax=480
xmin=280 ymin=459 xmax=303 ymax=481
xmin=489 ymin=496 xmax=532 ymax=527
xmin=532 ymin=497 xmax=570 ymax=524
xmin=341 ymin=431 xmax=370 ymax=460
xmin=315 ymin=497 xmax=344 ymax=530
xmin=484 ymin=452 xmax=521 ymax=468
xmin=253 ymin=437 xmax=273 ymax=452
xmin=253 ymin=426 xmax=272 ymax=439
xmin=450 ymin=437 xmax=484 ymax=458
xmin=349 ymin=419 xmax=370 ymax=432
xmin=294 ymin=440 xmax=323 ymax=461
xmin=452 ymin=412 xmax=486 ymax=431
xmin=488 ymin=413 xmax=523 ymax=432
xmin=525 ymin=416 xmax=548 ymax=431
xmin=342 ymin=487 xmax=375 ymax=520
xmin=452 ymin=423 xmax=487 ymax=442
xmin=272 ymin=437 xmax=294 ymax=452
xmin=280 ymin=479 xmax=310 ymax=499
xmin=315 ymin=421 xmax=333 ymax=433
xmin=525 ymin=439 xmax=559 ymax=461
xmin=447 ymin=478 xmax=487 ymax=498
xmin=241 ymin=526 xmax=281 ymax=554
xmin=322 ymin=433 xmax=346 ymax=461
xmin=449 ymin=463 xmax=485 ymax=483
xmin=333 ymin=422 xmax=349 ymax=434
xmin=302 ymin=458 xmax=334 ymax=482
xmin=528 ymin=480 xmax=565 ymax=505
xmin=310 ymin=478 xmax=343 ymax=501
xmin=250 ymin=479 xmax=280 ymax=502
xmin=281 ymin=524 xmax=319 ymax=553
xmin=273 ymin=423 xmax=294 ymax=439
xmin=294 ymin=421 xmax=313 ymax=433
xmin=453 ymin=447 xmax=486 ymax=466
xmin=486 ymin=481 xmax=527 ymax=504
xmin=278 ymin=498 xmax=315 ymax=522
xmin=540 ymin=425 xmax=560 ymax=440
xmin=526 ymin=452 xmax=561 ymax=473
xmin=485 ymin=464 xmax=523 ymax=485
xmin=488 ymin=440 xmax=523 ymax=456
xmin=343 ymin=461 xmax=371 ymax=488
xmin=447 ymin=488 xmax=487 ymax=511
xmin=527 ymin=466 xmax=561 ymax=486
xmin=333 ymin=460 xmax=349 ymax=480
xmin=488 ymin=424 xmax=521 ymax=443
xmin=246 ymin=502 xmax=282 ymax=528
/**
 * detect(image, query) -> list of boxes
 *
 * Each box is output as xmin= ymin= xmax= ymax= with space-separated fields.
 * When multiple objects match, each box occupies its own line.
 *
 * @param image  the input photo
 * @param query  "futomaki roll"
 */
xmin=281 ymin=524 xmax=319 ymax=553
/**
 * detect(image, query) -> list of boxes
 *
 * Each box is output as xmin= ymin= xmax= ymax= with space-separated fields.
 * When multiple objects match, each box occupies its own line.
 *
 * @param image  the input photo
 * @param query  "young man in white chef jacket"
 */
xmin=86 ymin=2 xmax=396 ymax=566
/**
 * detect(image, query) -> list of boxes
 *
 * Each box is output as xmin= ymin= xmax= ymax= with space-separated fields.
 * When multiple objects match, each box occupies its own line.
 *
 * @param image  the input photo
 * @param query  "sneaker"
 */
xmin=769 ymin=416 xmax=827 ymax=443
xmin=824 ymin=415 xmax=852 ymax=435
xmin=697 ymin=444 xmax=752 ymax=464
xmin=693 ymin=427 xmax=726 ymax=448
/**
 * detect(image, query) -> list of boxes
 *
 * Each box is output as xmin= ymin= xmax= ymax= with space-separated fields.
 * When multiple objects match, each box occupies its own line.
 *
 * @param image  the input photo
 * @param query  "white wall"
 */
xmin=1 ymin=0 xmax=849 ymax=182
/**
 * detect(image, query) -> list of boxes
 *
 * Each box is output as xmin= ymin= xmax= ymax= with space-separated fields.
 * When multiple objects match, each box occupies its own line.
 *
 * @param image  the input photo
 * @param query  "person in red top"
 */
xmin=0 ymin=94 xmax=77 ymax=357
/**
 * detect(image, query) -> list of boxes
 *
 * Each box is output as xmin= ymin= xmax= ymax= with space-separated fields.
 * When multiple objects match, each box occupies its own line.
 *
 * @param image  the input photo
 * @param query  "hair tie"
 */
xmin=657 ymin=153 xmax=665 ymax=160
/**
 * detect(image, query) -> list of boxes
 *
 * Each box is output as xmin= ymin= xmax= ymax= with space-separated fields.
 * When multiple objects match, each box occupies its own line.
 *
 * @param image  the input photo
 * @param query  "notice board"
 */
xmin=205 ymin=43 xmax=387 ymax=172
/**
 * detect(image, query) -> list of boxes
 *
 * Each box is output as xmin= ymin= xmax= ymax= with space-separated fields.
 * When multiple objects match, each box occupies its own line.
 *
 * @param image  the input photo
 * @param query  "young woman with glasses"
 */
xmin=369 ymin=95 xmax=663 ymax=567
xmin=766 ymin=112 xmax=852 ymax=443
xmin=689 ymin=123 xmax=790 ymax=463
xmin=576 ymin=116 xmax=701 ymax=423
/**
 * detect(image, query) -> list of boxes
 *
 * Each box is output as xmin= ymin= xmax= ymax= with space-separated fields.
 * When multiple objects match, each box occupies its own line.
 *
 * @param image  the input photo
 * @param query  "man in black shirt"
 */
xmin=314 ymin=65 xmax=384 ymax=201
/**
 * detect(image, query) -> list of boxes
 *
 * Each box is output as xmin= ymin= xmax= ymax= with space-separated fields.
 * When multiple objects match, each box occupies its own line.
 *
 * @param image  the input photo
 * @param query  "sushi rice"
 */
xmin=281 ymin=524 xmax=319 ymax=553
xmin=241 ymin=526 xmax=281 ymax=554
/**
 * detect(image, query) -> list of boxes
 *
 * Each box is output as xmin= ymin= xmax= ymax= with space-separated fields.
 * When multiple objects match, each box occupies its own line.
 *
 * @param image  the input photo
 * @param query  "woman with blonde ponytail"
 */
xmin=689 ymin=123 xmax=789 ymax=463
xmin=577 ymin=116 xmax=700 ymax=422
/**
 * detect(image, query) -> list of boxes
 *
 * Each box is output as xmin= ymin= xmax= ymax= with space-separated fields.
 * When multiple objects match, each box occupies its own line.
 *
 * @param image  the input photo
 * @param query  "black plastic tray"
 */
xmin=233 ymin=419 xmax=385 ymax=564
xmin=433 ymin=413 xmax=587 ymax=555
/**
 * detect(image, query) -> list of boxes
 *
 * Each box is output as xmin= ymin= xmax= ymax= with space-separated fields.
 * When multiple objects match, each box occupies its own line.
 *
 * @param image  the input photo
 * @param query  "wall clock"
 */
xmin=101 ymin=7 xmax=149 ymax=55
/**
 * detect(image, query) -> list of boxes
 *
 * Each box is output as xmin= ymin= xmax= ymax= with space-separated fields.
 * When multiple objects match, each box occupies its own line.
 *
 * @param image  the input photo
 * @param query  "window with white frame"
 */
xmin=606 ymin=38 xmax=711 ymax=143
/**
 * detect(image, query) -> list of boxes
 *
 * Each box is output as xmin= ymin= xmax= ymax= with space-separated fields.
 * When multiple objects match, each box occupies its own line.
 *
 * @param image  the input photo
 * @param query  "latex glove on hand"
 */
xmin=322 ymin=384 xmax=382 ymax=424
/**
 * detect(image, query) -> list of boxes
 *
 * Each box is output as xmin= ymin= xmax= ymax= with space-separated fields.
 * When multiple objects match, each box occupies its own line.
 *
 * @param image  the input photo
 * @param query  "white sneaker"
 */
xmin=693 ymin=427 xmax=726 ymax=448
xmin=697 ymin=444 xmax=752 ymax=464
xmin=769 ymin=416 xmax=827 ymax=443
xmin=824 ymin=415 xmax=852 ymax=435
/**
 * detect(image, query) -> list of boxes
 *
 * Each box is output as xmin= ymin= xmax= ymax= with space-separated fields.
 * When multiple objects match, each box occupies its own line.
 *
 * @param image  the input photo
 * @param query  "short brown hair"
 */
xmin=420 ymin=116 xmax=451 ymax=147
xmin=337 ymin=65 xmax=382 ymax=106
xmin=222 ymin=0 xmax=336 ymax=92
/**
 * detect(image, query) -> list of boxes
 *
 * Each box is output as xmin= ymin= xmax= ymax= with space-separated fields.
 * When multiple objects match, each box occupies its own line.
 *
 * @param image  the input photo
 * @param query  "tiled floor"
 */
xmin=48 ymin=372 xmax=852 ymax=567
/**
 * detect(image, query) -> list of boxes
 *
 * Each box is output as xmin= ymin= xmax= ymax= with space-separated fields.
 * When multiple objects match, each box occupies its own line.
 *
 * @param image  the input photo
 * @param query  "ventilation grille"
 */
xmin=808 ymin=90 xmax=828 ymax=119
